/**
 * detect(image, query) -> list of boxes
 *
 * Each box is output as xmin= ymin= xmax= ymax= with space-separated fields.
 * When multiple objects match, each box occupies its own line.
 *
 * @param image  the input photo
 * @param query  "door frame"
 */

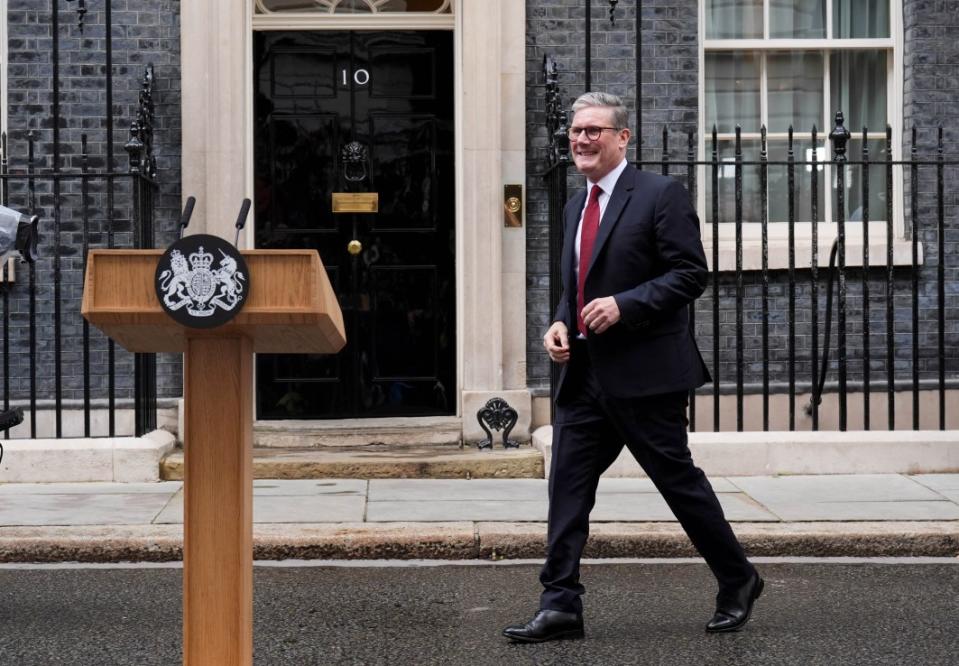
xmin=181 ymin=1 xmax=531 ymax=438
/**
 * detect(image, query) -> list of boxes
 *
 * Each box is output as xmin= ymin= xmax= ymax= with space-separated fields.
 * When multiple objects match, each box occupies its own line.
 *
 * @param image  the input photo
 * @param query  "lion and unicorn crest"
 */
xmin=159 ymin=245 xmax=246 ymax=317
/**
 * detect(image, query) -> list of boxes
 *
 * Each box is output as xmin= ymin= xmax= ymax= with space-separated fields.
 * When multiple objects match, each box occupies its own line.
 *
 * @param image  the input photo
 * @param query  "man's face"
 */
xmin=570 ymin=106 xmax=630 ymax=182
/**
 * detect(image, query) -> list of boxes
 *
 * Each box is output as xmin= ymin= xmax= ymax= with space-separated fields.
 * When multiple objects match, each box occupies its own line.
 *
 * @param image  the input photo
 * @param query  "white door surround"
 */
xmin=179 ymin=1 xmax=530 ymax=442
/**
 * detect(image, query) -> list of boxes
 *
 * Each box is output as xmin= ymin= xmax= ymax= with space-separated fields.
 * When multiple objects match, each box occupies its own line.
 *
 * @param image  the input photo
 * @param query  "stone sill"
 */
xmin=705 ymin=237 xmax=921 ymax=272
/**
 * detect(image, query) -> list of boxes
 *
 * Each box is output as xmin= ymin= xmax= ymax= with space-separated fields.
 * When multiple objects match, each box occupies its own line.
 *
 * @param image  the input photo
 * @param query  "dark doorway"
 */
xmin=253 ymin=31 xmax=455 ymax=419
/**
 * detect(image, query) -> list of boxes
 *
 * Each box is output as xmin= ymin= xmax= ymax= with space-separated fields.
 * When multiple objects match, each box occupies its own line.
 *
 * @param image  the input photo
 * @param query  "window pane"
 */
xmin=705 ymin=0 xmax=763 ymax=39
xmin=767 ymin=140 xmax=827 ymax=224
xmin=768 ymin=53 xmax=824 ymax=133
xmin=704 ymin=140 xmax=763 ymax=226
xmin=831 ymin=51 xmax=887 ymax=133
xmin=833 ymin=0 xmax=889 ymax=38
xmin=841 ymin=139 xmax=889 ymax=223
xmin=770 ymin=0 xmax=826 ymax=38
xmin=258 ymin=0 xmax=451 ymax=13
xmin=705 ymin=53 xmax=761 ymax=134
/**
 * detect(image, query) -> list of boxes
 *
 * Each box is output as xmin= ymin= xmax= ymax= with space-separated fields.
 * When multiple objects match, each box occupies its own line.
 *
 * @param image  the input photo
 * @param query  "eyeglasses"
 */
xmin=567 ymin=126 xmax=620 ymax=141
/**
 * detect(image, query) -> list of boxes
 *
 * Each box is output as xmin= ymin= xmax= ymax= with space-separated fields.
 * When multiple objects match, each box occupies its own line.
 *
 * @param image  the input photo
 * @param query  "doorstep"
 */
xmin=161 ymin=443 xmax=543 ymax=480
xmin=253 ymin=416 xmax=464 ymax=448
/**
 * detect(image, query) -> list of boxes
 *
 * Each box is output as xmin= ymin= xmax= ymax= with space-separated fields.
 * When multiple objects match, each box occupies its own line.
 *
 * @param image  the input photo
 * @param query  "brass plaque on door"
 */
xmin=332 ymin=192 xmax=379 ymax=213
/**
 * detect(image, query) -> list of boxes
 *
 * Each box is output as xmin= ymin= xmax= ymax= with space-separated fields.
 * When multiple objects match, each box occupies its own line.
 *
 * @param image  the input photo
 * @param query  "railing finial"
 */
xmin=830 ymin=111 xmax=850 ymax=162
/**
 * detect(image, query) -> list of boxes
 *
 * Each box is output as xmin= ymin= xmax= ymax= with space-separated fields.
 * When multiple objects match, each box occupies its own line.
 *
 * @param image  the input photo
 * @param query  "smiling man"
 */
xmin=503 ymin=93 xmax=763 ymax=643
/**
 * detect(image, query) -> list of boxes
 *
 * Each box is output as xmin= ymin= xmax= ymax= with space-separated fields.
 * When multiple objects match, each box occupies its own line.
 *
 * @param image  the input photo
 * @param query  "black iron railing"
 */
xmin=0 ymin=63 xmax=159 ymax=439
xmin=542 ymin=93 xmax=959 ymax=432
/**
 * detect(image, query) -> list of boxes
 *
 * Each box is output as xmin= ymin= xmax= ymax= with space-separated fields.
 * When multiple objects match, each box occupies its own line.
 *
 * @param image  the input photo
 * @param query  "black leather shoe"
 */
xmin=503 ymin=609 xmax=584 ymax=643
xmin=706 ymin=573 xmax=764 ymax=633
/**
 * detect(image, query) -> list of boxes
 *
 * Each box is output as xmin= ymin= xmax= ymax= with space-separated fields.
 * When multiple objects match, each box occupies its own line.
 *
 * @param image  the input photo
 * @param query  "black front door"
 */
xmin=253 ymin=31 xmax=455 ymax=419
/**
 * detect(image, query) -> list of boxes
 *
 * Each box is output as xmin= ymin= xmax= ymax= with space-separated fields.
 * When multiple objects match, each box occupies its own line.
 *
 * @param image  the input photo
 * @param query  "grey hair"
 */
xmin=571 ymin=92 xmax=629 ymax=129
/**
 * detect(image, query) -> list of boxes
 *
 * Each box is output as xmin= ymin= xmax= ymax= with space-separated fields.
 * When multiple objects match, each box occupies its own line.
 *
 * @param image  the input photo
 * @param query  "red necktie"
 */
xmin=577 ymin=185 xmax=602 ymax=337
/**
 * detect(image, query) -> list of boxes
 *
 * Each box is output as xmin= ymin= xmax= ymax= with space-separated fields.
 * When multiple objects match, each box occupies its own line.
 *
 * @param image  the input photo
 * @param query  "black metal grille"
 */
xmin=0 ymin=2 xmax=159 ymax=440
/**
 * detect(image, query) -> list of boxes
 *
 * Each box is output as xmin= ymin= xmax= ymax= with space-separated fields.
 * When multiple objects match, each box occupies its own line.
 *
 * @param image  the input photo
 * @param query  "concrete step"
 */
xmin=253 ymin=416 xmax=464 ymax=448
xmin=160 ymin=444 xmax=544 ymax=480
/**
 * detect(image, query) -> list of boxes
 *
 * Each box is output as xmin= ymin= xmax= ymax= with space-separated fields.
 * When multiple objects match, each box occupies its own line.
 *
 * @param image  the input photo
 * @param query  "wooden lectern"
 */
xmin=82 ymin=249 xmax=345 ymax=665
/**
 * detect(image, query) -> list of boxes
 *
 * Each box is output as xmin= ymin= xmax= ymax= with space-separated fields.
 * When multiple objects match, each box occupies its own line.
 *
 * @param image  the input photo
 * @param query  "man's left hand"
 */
xmin=582 ymin=297 xmax=621 ymax=334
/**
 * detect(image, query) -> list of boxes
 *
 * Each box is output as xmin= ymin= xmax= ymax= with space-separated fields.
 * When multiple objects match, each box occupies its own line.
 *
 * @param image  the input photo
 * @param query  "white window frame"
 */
xmin=697 ymin=0 xmax=913 ymax=271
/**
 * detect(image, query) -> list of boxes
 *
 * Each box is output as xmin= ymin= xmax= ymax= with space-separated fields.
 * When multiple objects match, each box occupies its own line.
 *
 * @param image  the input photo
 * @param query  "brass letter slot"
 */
xmin=332 ymin=192 xmax=379 ymax=214
xmin=504 ymin=184 xmax=522 ymax=227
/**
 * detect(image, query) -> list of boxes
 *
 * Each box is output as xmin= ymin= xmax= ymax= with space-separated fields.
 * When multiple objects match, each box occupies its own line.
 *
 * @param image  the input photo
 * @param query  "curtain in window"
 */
xmin=770 ymin=0 xmax=826 ymax=38
xmin=831 ymin=51 xmax=887 ymax=131
xmin=705 ymin=53 xmax=761 ymax=133
xmin=833 ymin=0 xmax=889 ymax=38
xmin=705 ymin=0 xmax=763 ymax=39
xmin=768 ymin=52 xmax=823 ymax=132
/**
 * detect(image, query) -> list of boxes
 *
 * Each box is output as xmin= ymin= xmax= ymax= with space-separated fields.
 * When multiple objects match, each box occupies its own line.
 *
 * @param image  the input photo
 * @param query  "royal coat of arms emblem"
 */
xmin=155 ymin=234 xmax=250 ymax=328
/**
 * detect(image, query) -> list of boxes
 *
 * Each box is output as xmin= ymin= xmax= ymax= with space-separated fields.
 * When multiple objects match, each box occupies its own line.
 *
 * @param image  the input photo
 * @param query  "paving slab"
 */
xmin=729 ymin=474 xmax=945 ymax=503
xmin=910 ymin=474 xmax=959 ymax=492
xmin=366 ymin=499 xmax=549 ymax=522
xmin=763 ymin=501 xmax=959 ymax=521
xmin=252 ymin=479 xmax=367 ymax=496
xmin=728 ymin=474 xmax=959 ymax=521
xmin=152 ymin=490 xmax=184 ymax=524
xmin=153 ymin=491 xmax=367 ymax=524
xmin=254 ymin=494 xmax=367 ymax=523
xmin=590 ymin=492 xmax=779 ymax=522
xmin=369 ymin=478 xmax=545 ymax=501
xmin=0 ymin=482 xmax=182 ymax=495
xmin=595 ymin=477 xmax=741 ymax=493
xmin=0 ymin=492 xmax=177 ymax=527
xmin=929 ymin=489 xmax=959 ymax=505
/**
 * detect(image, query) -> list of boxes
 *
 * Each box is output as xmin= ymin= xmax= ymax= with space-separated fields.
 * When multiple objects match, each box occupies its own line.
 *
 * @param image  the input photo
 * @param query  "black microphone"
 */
xmin=234 ymin=198 xmax=251 ymax=247
xmin=178 ymin=196 xmax=196 ymax=238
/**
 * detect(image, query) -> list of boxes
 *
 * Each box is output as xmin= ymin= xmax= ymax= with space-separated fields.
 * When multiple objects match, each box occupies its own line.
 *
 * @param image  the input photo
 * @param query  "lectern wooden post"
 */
xmin=81 ymin=249 xmax=345 ymax=665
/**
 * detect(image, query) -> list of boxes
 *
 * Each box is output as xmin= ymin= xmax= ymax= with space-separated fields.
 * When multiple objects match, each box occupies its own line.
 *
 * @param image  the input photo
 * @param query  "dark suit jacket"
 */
xmin=554 ymin=164 xmax=711 ymax=399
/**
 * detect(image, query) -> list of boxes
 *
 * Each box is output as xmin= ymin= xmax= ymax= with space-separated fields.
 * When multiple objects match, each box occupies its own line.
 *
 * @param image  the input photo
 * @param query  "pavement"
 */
xmin=0 ymin=474 xmax=958 ymax=562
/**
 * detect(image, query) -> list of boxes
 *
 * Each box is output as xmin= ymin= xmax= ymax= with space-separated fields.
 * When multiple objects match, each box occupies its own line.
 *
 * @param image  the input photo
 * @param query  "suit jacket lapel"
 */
xmin=586 ymin=164 xmax=635 ymax=278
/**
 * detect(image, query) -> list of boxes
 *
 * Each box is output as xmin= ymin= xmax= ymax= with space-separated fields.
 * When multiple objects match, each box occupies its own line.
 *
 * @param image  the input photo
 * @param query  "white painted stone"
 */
xmin=113 ymin=430 xmax=178 ymax=483
xmin=530 ymin=396 xmax=551 ymax=431
xmin=533 ymin=426 xmax=959 ymax=478
xmin=0 ymin=430 xmax=177 ymax=484
xmin=462 ymin=390 xmax=532 ymax=445
xmin=0 ymin=440 xmax=114 ymax=484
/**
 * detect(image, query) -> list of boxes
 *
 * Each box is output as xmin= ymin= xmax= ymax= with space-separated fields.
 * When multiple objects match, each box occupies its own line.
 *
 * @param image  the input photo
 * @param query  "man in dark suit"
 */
xmin=503 ymin=93 xmax=763 ymax=643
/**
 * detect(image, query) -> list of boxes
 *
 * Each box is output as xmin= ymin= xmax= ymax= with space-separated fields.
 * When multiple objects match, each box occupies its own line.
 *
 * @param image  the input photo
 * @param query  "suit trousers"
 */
xmin=540 ymin=342 xmax=755 ymax=614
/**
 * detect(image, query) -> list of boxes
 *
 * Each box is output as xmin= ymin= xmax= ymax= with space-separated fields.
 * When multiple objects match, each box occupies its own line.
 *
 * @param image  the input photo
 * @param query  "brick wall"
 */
xmin=2 ymin=0 xmax=182 ymax=410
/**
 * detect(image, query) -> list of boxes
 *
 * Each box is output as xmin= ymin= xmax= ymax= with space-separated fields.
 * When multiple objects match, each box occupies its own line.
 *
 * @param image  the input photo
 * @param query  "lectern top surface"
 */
xmin=81 ymin=249 xmax=346 ymax=354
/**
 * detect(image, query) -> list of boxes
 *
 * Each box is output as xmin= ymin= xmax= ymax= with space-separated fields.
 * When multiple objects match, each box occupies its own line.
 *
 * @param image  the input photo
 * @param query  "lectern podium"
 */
xmin=82 ymin=249 xmax=345 ymax=665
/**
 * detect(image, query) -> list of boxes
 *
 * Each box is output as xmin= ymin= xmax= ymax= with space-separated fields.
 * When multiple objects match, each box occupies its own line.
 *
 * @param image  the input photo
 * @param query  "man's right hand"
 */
xmin=543 ymin=321 xmax=570 ymax=364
